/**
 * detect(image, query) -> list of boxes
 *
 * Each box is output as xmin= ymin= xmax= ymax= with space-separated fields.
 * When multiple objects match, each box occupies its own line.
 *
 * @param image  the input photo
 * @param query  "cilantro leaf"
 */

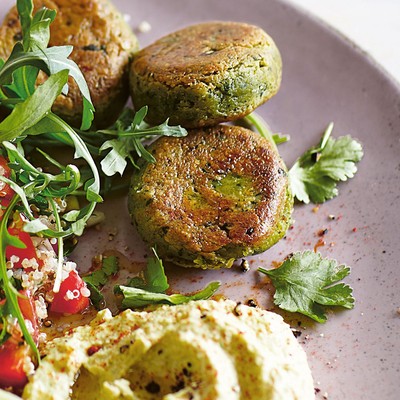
xmin=288 ymin=123 xmax=363 ymax=204
xmin=141 ymin=248 xmax=169 ymax=293
xmin=125 ymin=248 xmax=168 ymax=293
xmin=83 ymin=256 xmax=119 ymax=309
xmin=258 ymin=251 xmax=355 ymax=323
xmin=115 ymin=248 xmax=219 ymax=308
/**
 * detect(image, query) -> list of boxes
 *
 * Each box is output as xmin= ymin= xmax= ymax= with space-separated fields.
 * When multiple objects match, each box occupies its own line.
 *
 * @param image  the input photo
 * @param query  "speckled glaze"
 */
xmin=1 ymin=0 xmax=399 ymax=399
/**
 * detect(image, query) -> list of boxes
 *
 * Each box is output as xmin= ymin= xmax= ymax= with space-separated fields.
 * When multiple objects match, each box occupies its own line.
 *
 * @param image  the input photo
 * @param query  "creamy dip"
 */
xmin=23 ymin=300 xmax=314 ymax=400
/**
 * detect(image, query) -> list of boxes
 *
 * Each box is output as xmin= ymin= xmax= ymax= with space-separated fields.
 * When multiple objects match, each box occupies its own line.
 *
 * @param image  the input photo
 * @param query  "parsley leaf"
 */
xmin=115 ymin=249 xmax=220 ymax=308
xmin=83 ymin=256 xmax=119 ymax=309
xmin=288 ymin=123 xmax=363 ymax=204
xmin=258 ymin=251 xmax=355 ymax=323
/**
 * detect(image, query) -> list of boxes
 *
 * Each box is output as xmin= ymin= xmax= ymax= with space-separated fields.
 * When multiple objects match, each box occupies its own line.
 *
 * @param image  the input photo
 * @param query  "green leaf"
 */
xmin=99 ymin=139 xmax=128 ymax=176
xmin=17 ymin=0 xmax=33 ymax=50
xmin=0 ymin=43 xmax=47 ymax=87
xmin=125 ymin=248 xmax=168 ymax=293
xmin=118 ymin=281 xmax=221 ymax=309
xmin=83 ymin=256 xmax=119 ymax=309
xmin=98 ymin=107 xmax=187 ymax=177
xmin=288 ymin=123 xmax=363 ymax=204
xmin=0 ymin=69 xmax=69 ymax=141
xmin=5 ymin=66 xmax=38 ymax=99
xmin=141 ymin=248 xmax=169 ymax=293
xmin=83 ymin=281 xmax=104 ymax=310
xmin=117 ymin=248 xmax=219 ymax=308
xmin=0 ymin=45 xmax=94 ymax=129
xmin=258 ymin=251 xmax=355 ymax=323
xmin=27 ymin=8 xmax=57 ymax=51
xmin=22 ymin=218 xmax=50 ymax=233
xmin=102 ymin=256 xmax=119 ymax=276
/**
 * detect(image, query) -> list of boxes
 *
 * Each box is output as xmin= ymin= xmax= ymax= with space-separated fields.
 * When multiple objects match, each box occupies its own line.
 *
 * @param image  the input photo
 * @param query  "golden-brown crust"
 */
xmin=0 ymin=0 xmax=139 ymax=128
xmin=129 ymin=21 xmax=282 ymax=128
xmin=133 ymin=21 xmax=273 ymax=87
xmin=129 ymin=125 xmax=292 ymax=268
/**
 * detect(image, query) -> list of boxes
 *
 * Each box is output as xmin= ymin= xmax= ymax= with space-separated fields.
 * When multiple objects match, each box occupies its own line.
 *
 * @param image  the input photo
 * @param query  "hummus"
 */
xmin=23 ymin=300 xmax=314 ymax=400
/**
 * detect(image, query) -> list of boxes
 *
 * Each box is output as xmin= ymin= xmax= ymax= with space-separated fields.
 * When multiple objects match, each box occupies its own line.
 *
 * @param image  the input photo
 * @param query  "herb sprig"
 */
xmin=259 ymin=251 xmax=355 ymax=323
xmin=288 ymin=123 xmax=363 ymax=204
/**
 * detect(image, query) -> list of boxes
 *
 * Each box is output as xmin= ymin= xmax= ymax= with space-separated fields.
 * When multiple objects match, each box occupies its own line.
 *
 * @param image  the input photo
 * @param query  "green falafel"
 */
xmin=129 ymin=21 xmax=282 ymax=128
xmin=0 ymin=0 xmax=139 ymax=128
xmin=129 ymin=125 xmax=293 ymax=269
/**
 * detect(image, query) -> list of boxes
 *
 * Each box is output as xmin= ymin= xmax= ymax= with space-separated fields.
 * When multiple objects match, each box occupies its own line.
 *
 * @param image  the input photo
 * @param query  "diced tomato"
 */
xmin=0 ymin=340 xmax=31 ymax=389
xmin=6 ymin=228 xmax=39 ymax=270
xmin=0 ymin=291 xmax=39 ymax=389
xmin=0 ymin=155 xmax=14 ymax=208
xmin=0 ymin=291 xmax=39 ymax=343
xmin=50 ymin=270 xmax=90 ymax=314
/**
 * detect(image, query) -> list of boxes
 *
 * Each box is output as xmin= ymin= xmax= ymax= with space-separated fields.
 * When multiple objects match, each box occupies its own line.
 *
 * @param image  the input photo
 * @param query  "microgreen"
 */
xmin=258 ymin=251 xmax=355 ymax=323
xmin=288 ymin=123 xmax=363 ymax=204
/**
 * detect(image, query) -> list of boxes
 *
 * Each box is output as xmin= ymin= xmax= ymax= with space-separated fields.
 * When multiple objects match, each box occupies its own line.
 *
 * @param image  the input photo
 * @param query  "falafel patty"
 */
xmin=129 ymin=125 xmax=292 ymax=269
xmin=0 ymin=0 xmax=139 ymax=128
xmin=129 ymin=21 xmax=282 ymax=129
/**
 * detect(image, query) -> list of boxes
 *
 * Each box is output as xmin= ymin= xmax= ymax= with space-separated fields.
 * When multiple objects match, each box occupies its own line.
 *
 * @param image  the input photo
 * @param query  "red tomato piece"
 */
xmin=0 ymin=291 xmax=39 ymax=389
xmin=0 ymin=291 xmax=39 ymax=343
xmin=50 ymin=270 xmax=90 ymax=314
xmin=6 ymin=229 xmax=39 ymax=270
xmin=0 ymin=340 xmax=31 ymax=389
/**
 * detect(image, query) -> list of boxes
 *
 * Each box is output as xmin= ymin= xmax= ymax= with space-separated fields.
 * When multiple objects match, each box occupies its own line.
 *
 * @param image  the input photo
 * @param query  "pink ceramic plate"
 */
xmin=2 ymin=0 xmax=400 ymax=399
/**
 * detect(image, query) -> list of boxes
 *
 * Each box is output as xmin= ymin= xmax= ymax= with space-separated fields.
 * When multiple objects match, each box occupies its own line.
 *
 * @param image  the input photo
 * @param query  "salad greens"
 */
xmin=258 ymin=251 xmax=355 ymax=323
xmin=115 ymin=248 xmax=220 ymax=308
xmin=0 ymin=0 xmax=187 ymax=360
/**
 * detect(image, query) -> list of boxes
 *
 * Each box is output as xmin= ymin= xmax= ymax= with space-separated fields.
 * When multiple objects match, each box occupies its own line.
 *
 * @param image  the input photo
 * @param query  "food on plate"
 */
xmin=129 ymin=21 xmax=282 ymax=128
xmin=23 ymin=300 xmax=314 ymax=400
xmin=129 ymin=125 xmax=292 ymax=269
xmin=0 ymin=0 xmax=139 ymax=128
xmin=0 ymin=195 xmax=92 ymax=390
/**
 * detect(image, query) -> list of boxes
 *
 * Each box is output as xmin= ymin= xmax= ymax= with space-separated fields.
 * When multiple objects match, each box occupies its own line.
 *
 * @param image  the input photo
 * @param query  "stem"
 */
xmin=242 ymin=112 xmax=278 ymax=152
xmin=47 ymin=113 xmax=102 ymax=202
xmin=48 ymin=198 xmax=64 ymax=293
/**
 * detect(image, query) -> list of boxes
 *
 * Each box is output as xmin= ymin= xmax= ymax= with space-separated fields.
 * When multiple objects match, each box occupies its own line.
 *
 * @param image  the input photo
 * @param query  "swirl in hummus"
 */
xmin=22 ymin=300 xmax=314 ymax=400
